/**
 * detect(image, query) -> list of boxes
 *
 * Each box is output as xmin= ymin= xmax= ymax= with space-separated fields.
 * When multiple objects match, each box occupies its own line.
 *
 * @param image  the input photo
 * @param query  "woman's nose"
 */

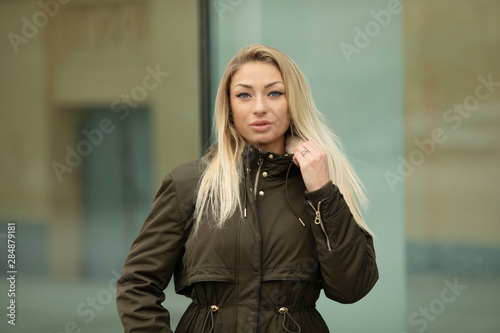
xmin=253 ymin=95 xmax=268 ymax=114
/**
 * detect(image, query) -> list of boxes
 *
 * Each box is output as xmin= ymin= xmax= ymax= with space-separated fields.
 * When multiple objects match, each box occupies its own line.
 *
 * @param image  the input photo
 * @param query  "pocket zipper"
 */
xmin=307 ymin=200 xmax=332 ymax=252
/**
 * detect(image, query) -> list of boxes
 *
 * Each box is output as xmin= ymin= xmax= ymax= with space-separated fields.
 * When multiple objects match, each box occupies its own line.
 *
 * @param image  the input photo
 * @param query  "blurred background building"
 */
xmin=0 ymin=0 xmax=498 ymax=332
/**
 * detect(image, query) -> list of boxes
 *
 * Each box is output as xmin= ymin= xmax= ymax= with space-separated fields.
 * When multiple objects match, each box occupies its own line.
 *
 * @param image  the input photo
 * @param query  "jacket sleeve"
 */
xmin=305 ymin=181 xmax=378 ymax=304
xmin=116 ymin=174 xmax=186 ymax=333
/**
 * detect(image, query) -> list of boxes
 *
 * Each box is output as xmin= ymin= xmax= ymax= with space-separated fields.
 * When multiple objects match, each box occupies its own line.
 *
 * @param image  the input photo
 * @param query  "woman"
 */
xmin=116 ymin=44 xmax=378 ymax=333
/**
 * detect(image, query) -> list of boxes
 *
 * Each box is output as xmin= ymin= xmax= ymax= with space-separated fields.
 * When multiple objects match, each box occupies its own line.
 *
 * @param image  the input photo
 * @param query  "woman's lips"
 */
xmin=250 ymin=121 xmax=272 ymax=132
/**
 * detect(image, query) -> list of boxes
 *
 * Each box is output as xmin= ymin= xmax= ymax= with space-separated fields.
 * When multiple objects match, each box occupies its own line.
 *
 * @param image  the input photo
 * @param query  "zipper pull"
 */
xmin=314 ymin=211 xmax=321 ymax=225
xmin=307 ymin=201 xmax=332 ymax=252
xmin=308 ymin=201 xmax=322 ymax=224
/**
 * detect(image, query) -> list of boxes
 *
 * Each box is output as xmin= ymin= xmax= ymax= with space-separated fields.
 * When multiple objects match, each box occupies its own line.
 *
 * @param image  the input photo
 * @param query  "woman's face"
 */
xmin=229 ymin=62 xmax=290 ymax=154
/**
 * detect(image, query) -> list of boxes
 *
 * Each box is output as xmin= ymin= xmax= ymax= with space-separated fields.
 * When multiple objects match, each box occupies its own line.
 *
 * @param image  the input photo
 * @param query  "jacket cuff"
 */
xmin=305 ymin=181 xmax=335 ymax=207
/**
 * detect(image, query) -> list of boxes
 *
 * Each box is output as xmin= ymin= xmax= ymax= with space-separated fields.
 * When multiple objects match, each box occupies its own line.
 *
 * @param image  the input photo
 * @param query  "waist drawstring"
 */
xmin=201 ymin=305 xmax=219 ymax=333
xmin=278 ymin=307 xmax=302 ymax=333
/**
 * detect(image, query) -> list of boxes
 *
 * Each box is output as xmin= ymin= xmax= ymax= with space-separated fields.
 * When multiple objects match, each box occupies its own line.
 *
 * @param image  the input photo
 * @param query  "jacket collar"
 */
xmin=243 ymin=136 xmax=306 ymax=177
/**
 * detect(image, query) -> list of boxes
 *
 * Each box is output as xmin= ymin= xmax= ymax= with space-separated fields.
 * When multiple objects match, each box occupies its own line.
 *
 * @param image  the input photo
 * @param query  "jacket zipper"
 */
xmin=253 ymin=156 xmax=263 ymax=200
xmin=307 ymin=200 xmax=332 ymax=252
xmin=249 ymin=153 xmax=264 ymax=332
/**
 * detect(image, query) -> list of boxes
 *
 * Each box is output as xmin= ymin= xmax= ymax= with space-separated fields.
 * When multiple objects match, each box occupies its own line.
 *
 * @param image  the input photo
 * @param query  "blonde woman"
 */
xmin=117 ymin=44 xmax=378 ymax=333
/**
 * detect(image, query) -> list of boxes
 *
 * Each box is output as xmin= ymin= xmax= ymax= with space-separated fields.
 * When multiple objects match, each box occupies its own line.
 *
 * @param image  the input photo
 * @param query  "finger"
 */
xmin=293 ymin=146 xmax=311 ymax=167
xmin=293 ymin=147 xmax=304 ymax=165
xmin=297 ymin=146 xmax=315 ymax=162
xmin=295 ymin=146 xmax=311 ymax=161
xmin=303 ymin=141 xmax=327 ymax=162
xmin=302 ymin=140 xmax=322 ymax=155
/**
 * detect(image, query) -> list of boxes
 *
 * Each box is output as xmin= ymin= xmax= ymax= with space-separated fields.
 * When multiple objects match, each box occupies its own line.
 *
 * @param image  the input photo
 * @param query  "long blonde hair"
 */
xmin=194 ymin=44 xmax=373 ymax=235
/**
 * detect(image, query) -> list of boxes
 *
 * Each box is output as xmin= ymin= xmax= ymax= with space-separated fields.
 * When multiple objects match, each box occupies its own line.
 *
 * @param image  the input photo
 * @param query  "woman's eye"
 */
xmin=236 ymin=93 xmax=250 ymax=98
xmin=269 ymin=91 xmax=284 ymax=97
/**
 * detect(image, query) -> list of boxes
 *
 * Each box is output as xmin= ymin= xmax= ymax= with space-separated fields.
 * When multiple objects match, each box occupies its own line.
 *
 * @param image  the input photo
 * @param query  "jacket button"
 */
xmin=259 ymin=191 xmax=264 ymax=196
xmin=262 ymin=171 xmax=268 ymax=177
xmin=210 ymin=305 xmax=219 ymax=312
xmin=268 ymin=154 xmax=274 ymax=159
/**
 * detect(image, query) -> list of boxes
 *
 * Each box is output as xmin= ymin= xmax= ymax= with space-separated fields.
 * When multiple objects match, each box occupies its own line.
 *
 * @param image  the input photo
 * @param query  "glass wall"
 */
xmin=210 ymin=0 xmax=500 ymax=332
xmin=210 ymin=0 xmax=405 ymax=331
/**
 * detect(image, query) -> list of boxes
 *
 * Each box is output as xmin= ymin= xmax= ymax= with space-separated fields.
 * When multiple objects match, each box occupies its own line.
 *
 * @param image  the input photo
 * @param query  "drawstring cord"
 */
xmin=279 ymin=307 xmax=302 ymax=333
xmin=285 ymin=162 xmax=306 ymax=227
xmin=243 ymin=146 xmax=252 ymax=218
xmin=201 ymin=305 xmax=219 ymax=333
xmin=201 ymin=309 xmax=213 ymax=333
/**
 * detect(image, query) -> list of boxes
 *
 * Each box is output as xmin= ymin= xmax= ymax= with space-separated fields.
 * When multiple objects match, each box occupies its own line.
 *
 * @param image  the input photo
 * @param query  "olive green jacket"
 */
xmin=116 ymin=146 xmax=378 ymax=332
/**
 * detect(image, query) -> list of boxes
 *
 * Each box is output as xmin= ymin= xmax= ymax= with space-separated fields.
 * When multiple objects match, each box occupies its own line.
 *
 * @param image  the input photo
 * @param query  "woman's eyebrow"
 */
xmin=265 ymin=81 xmax=284 ymax=88
xmin=234 ymin=83 xmax=253 ymax=89
xmin=233 ymin=81 xmax=284 ymax=89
